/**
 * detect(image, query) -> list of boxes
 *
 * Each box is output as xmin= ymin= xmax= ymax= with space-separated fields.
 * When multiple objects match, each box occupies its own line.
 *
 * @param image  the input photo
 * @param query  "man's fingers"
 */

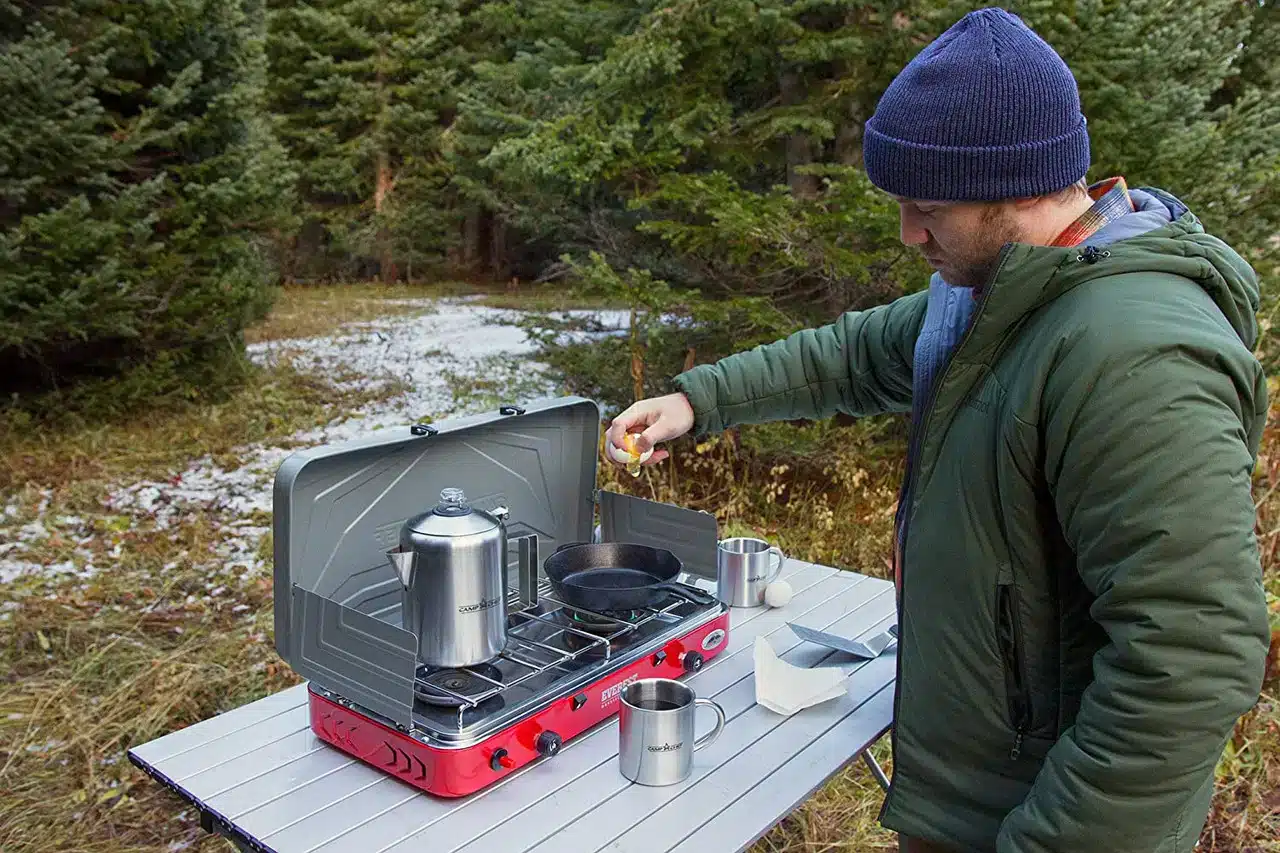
xmin=637 ymin=421 xmax=670 ymax=453
xmin=607 ymin=411 xmax=645 ymax=448
xmin=606 ymin=395 xmax=690 ymax=461
xmin=606 ymin=420 xmax=626 ymax=449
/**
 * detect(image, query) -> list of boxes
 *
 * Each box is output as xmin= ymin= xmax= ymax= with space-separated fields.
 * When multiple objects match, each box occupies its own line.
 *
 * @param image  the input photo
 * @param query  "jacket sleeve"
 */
xmin=996 ymin=338 xmax=1271 ymax=852
xmin=670 ymin=289 xmax=927 ymax=435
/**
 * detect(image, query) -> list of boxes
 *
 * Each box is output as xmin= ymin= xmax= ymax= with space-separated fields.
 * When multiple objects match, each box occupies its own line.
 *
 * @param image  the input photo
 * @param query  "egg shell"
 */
xmin=607 ymin=438 xmax=653 ymax=465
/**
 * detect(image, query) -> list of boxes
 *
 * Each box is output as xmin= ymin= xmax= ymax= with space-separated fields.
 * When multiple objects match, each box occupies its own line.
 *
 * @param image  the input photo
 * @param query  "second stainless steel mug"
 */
xmin=716 ymin=537 xmax=785 ymax=607
xmin=618 ymin=678 xmax=725 ymax=786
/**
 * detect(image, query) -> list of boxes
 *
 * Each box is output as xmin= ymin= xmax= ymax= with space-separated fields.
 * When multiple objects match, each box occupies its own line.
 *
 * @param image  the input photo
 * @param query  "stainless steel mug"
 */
xmin=618 ymin=678 xmax=725 ymax=786
xmin=716 ymin=537 xmax=785 ymax=607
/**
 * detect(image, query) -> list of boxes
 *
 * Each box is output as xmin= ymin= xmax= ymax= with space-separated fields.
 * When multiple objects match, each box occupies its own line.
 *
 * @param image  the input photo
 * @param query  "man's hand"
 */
xmin=605 ymin=393 xmax=695 ymax=466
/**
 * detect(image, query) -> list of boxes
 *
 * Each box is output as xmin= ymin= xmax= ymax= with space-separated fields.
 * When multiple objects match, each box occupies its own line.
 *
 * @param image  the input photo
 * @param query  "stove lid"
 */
xmin=271 ymin=396 xmax=601 ymax=668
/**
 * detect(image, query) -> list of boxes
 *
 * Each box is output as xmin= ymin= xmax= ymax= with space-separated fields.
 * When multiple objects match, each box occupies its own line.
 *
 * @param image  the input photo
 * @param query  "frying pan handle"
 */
xmin=652 ymin=582 xmax=718 ymax=606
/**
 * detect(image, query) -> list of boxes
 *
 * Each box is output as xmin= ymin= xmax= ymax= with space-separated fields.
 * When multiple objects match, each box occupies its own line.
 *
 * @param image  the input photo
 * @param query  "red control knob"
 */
xmin=490 ymin=748 xmax=515 ymax=771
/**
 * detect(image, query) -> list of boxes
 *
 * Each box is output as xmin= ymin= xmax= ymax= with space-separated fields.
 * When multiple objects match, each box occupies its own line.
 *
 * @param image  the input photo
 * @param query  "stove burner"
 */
xmin=564 ymin=607 xmax=642 ymax=634
xmin=553 ymin=608 xmax=645 ymax=660
xmin=415 ymin=663 xmax=504 ymax=708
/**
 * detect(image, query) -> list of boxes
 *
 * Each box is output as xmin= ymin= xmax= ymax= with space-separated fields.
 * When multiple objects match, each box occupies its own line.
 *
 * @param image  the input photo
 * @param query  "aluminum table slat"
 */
xmin=128 ymin=560 xmax=898 ymax=853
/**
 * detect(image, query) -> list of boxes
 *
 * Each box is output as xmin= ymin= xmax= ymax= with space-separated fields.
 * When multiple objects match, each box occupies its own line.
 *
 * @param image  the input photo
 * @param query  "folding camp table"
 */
xmin=129 ymin=559 xmax=897 ymax=853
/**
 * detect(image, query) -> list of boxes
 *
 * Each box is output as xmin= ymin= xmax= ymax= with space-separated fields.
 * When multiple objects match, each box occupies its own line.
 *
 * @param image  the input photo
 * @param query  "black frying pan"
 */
xmin=543 ymin=542 xmax=717 ymax=611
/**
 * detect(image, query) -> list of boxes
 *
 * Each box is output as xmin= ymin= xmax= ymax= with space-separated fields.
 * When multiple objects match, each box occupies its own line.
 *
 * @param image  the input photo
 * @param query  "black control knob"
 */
xmin=681 ymin=651 xmax=704 ymax=672
xmin=536 ymin=731 xmax=563 ymax=757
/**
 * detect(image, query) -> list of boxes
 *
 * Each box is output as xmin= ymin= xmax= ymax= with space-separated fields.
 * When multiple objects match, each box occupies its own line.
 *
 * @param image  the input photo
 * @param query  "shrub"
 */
xmin=0 ymin=0 xmax=295 ymax=402
xmin=519 ymin=251 xmax=803 ymax=415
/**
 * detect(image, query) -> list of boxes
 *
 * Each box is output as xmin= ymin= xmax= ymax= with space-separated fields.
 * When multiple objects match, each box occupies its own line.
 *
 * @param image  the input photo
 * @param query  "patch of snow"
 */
xmin=25 ymin=739 xmax=67 ymax=753
xmin=1 ymin=559 xmax=38 ymax=584
xmin=0 ymin=298 xmax=627 ymax=585
xmin=17 ymin=520 xmax=49 ymax=541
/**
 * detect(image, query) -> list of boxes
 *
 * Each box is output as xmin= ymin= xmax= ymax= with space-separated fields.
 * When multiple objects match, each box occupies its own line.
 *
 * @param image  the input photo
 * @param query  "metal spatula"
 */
xmin=788 ymin=623 xmax=898 ymax=659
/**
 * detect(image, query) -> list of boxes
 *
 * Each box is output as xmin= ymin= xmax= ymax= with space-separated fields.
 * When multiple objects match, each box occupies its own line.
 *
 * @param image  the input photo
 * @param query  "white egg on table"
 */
xmin=764 ymin=580 xmax=793 ymax=608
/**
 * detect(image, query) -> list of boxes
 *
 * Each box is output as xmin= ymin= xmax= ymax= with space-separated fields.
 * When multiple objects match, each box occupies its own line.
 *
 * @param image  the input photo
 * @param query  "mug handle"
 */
xmin=693 ymin=698 xmax=726 ymax=752
xmin=765 ymin=546 xmax=786 ymax=583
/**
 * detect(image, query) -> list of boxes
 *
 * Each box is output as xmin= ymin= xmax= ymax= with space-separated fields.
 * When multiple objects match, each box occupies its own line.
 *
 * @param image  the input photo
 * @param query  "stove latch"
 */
xmin=571 ymin=692 xmax=588 ymax=711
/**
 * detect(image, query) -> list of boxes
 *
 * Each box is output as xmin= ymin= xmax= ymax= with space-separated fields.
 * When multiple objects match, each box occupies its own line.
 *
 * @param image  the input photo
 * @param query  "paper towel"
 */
xmin=753 ymin=635 xmax=848 ymax=716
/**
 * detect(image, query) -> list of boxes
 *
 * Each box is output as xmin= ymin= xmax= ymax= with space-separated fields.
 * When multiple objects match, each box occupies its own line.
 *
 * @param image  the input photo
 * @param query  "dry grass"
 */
xmin=0 ymin=362 xmax=402 ymax=494
xmin=0 ymin=286 xmax=411 ymax=852
xmin=1 ymin=523 xmax=303 ymax=852
xmin=1 ymin=285 xmax=1276 ymax=852
xmin=243 ymin=281 xmax=457 ymax=343
xmin=243 ymin=278 xmax=621 ymax=345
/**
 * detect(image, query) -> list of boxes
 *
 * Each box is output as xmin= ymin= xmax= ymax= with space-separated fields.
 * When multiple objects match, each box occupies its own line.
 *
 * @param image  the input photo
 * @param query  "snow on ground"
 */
xmin=0 ymin=297 xmax=628 ymax=585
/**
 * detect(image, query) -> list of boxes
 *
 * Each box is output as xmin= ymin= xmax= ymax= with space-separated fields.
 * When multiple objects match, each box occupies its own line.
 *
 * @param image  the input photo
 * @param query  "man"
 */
xmin=605 ymin=8 xmax=1270 ymax=852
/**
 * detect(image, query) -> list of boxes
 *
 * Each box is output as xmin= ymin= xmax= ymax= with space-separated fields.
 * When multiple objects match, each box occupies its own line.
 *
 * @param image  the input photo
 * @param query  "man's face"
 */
xmin=894 ymin=197 xmax=1027 ymax=288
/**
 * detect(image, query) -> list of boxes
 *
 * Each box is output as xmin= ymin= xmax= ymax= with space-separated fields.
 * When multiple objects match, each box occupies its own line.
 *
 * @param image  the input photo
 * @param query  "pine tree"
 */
xmin=483 ymin=0 xmax=1277 ymax=322
xmin=1002 ymin=0 xmax=1279 ymax=277
xmin=266 ymin=0 xmax=462 ymax=282
xmin=481 ymin=0 xmax=944 ymax=316
xmin=446 ymin=0 xmax=645 ymax=279
xmin=0 ymin=0 xmax=295 ymax=398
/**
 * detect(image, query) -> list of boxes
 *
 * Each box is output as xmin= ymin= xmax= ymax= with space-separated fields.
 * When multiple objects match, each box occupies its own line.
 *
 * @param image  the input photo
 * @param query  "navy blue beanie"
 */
xmin=863 ymin=7 xmax=1090 ymax=201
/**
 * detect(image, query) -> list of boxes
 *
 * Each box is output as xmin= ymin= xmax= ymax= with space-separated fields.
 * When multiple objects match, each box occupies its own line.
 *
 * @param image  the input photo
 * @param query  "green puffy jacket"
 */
xmin=671 ymin=200 xmax=1270 ymax=852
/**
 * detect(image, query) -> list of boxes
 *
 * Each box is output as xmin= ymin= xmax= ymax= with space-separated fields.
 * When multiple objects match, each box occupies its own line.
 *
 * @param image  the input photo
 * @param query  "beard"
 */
xmin=927 ymin=205 xmax=1027 ymax=290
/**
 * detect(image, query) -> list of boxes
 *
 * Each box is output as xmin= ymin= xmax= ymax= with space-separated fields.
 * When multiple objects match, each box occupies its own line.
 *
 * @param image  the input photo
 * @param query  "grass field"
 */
xmin=1 ymin=283 xmax=1276 ymax=852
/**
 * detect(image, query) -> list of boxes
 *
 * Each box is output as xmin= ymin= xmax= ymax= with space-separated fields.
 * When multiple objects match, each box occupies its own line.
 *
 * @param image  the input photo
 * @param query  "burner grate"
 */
xmin=416 ymin=663 xmax=506 ymax=708
xmin=409 ymin=580 xmax=694 ymax=713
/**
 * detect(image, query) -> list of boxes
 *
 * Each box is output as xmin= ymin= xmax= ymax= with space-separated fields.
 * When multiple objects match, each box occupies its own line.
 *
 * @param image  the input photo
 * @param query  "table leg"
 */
xmin=862 ymin=747 xmax=891 ymax=793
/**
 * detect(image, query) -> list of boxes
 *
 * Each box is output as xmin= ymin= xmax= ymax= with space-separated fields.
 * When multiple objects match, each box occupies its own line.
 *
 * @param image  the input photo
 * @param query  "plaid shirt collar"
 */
xmin=1049 ymin=176 xmax=1135 ymax=247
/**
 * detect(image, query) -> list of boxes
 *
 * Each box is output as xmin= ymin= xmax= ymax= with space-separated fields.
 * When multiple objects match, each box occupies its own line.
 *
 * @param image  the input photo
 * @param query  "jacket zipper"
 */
xmin=883 ymin=245 xmax=1013 ymax=812
xmin=997 ymin=579 xmax=1031 ymax=759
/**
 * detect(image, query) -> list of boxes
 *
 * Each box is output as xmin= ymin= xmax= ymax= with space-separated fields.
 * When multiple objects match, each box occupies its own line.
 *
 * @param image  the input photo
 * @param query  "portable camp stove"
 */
xmin=273 ymin=396 xmax=726 ymax=799
xmin=309 ymin=580 xmax=729 ymax=797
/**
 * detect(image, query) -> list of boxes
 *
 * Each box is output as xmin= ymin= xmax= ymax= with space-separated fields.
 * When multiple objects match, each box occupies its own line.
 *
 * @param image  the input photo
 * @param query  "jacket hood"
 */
xmin=1035 ymin=186 xmax=1261 ymax=351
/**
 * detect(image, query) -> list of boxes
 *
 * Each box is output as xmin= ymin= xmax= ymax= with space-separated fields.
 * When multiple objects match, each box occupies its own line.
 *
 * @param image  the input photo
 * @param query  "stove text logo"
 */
xmin=701 ymin=628 xmax=726 ymax=652
xmin=601 ymin=674 xmax=638 ymax=706
xmin=647 ymin=742 xmax=683 ymax=753
xmin=458 ymin=597 xmax=501 ymax=614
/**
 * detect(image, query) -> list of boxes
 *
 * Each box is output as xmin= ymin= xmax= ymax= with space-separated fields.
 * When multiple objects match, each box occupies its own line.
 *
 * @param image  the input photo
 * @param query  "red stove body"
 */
xmin=308 ymin=598 xmax=731 ymax=798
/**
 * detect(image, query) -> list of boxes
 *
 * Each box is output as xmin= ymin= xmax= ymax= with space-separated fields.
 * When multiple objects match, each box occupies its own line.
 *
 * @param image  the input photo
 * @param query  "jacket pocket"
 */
xmin=996 ymin=571 xmax=1031 ymax=760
